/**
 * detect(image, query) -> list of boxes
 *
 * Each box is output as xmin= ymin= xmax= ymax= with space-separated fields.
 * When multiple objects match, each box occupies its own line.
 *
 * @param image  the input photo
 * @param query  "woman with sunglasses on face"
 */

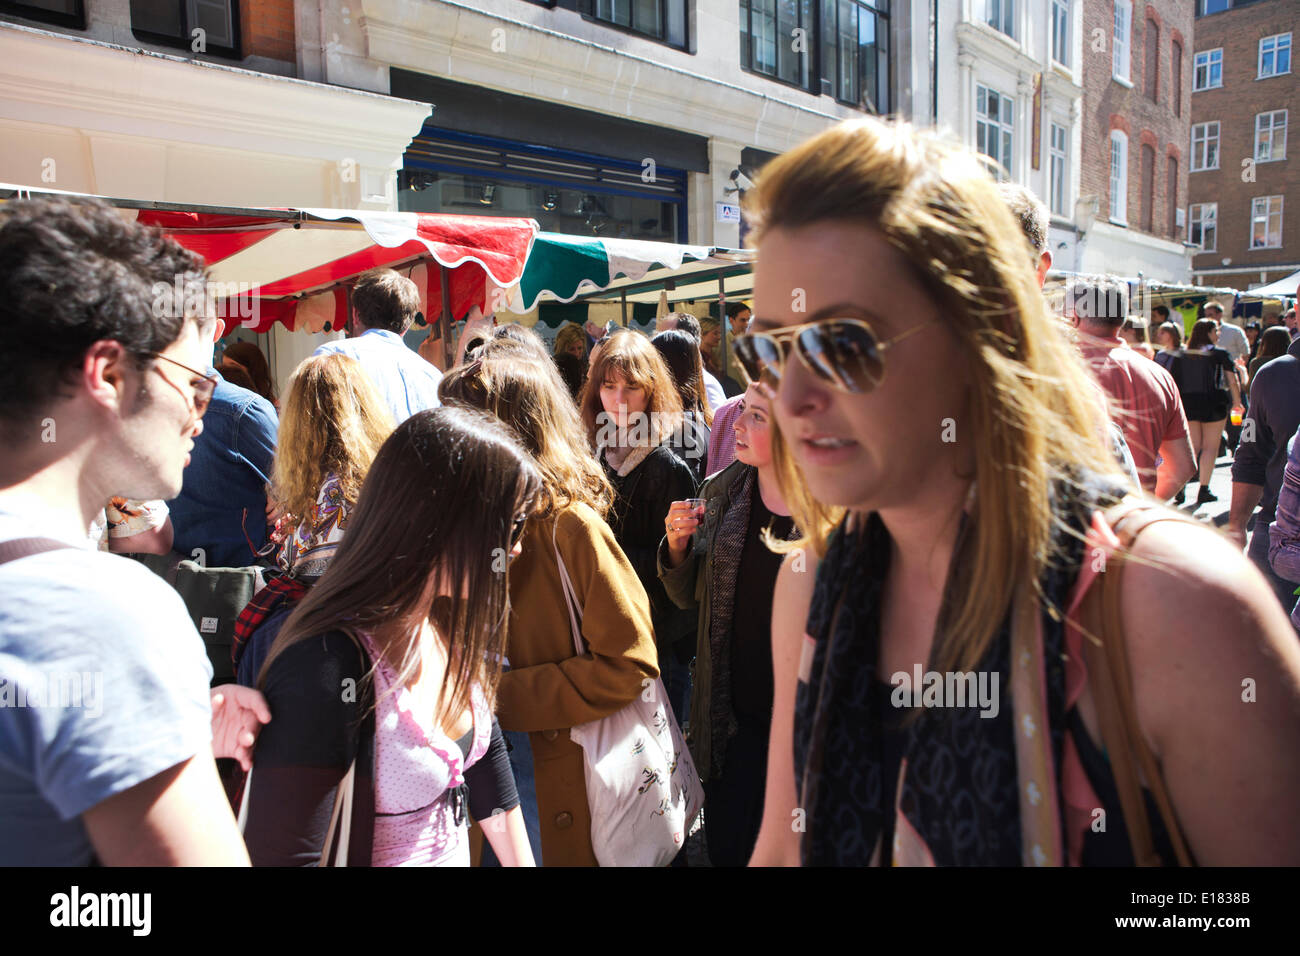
xmin=579 ymin=331 xmax=699 ymax=725
xmin=242 ymin=407 xmax=540 ymax=866
xmin=658 ymin=384 xmax=797 ymax=866
xmin=439 ymin=344 xmax=660 ymax=867
xmin=740 ymin=119 xmax=1300 ymax=867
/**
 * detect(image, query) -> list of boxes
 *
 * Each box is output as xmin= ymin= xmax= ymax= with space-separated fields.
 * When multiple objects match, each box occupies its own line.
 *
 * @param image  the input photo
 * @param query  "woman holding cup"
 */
xmin=657 ymin=385 xmax=798 ymax=866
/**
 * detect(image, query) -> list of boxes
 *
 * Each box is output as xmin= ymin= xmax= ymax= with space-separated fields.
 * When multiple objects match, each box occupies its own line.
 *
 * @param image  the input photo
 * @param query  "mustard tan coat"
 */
xmin=496 ymin=503 xmax=660 ymax=867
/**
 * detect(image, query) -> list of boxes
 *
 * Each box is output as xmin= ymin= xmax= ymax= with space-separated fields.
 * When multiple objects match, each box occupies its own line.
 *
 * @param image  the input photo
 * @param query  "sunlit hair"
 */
xmin=746 ymin=117 xmax=1126 ymax=674
xmin=271 ymin=354 xmax=395 ymax=524
xmin=440 ymin=339 xmax=615 ymax=520
xmin=578 ymin=328 xmax=684 ymax=448
xmin=652 ymin=329 xmax=714 ymax=427
xmin=554 ymin=322 xmax=586 ymax=356
xmin=1157 ymin=321 xmax=1182 ymax=349
xmin=262 ymin=406 xmax=542 ymax=723
xmin=1187 ymin=318 xmax=1218 ymax=350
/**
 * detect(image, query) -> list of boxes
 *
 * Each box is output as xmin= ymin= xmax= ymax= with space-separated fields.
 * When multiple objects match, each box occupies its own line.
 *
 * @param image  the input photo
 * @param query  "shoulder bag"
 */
xmin=551 ymin=520 xmax=705 ymax=866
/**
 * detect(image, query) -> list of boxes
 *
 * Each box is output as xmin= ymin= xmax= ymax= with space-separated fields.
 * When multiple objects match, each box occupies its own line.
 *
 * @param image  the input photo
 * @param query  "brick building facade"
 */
xmin=1187 ymin=0 xmax=1297 ymax=290
xmin=1077 ymin=0 xmax=1193 ymax=281
xmin=239 ymin=0 xmax=295 ymax=64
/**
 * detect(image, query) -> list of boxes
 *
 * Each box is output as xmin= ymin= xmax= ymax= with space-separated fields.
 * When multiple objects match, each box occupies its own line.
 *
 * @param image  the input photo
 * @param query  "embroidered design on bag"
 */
xmin=638 ymin=767 xmax=663 ymax=794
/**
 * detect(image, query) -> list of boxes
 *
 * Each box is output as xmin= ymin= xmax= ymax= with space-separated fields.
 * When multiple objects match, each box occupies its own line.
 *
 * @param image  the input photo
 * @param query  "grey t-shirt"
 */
xmin=0 ymin=499 xmax=213 ymax=865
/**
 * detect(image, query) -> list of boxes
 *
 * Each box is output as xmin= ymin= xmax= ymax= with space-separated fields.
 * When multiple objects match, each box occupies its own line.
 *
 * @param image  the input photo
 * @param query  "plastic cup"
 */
xmin=1231 ymin=408 xmax=1244 ymax=426
xmin=684 ymin=498 xmax=706 ymax=520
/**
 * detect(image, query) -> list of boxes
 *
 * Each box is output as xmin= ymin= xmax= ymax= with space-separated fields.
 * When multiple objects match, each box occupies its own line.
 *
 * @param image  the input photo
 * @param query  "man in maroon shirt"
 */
xmin=1066 ymin=279 xmax=1196 ymax=501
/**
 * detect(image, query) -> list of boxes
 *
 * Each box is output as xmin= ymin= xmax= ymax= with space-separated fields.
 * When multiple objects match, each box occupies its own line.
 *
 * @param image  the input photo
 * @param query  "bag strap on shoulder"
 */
xmin=1081 ymin=497 xmax=1195 ymax=867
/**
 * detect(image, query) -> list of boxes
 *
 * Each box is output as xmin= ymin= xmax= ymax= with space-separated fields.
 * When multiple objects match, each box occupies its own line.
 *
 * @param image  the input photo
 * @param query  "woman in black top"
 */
xmin=1180 ymin=318 xmax=1242 ymax=505
xmin=242 ymin=407 xmax=541 ymax=866
xmin=580 ymin=330 xmax=698 ymax=724
xmin=743 ymin=118 xmax=1300 ymax=867
xmin=658 ymin=385 xmax=796 ymax=866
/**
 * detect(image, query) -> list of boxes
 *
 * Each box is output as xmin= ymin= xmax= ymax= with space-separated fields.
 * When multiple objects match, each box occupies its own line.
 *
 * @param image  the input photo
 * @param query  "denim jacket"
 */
xmin=168 ymin=372 xmax=278 ymax=568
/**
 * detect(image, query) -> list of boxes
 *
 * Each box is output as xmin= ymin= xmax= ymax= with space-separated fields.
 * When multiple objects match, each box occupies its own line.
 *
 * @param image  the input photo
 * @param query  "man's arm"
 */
xmin=1154 ymin=435 xmax=1196 ymax=501
xmin=1229 ymin=483 xmax=1265 ymax=549
xmin=82 ymin=756 xmax=249 ymax=866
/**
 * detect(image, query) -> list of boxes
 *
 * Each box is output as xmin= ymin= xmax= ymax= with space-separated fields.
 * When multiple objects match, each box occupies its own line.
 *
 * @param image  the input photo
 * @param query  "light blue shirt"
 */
xmin=0 ymin=498 xmax=213 ymax=865
xmin=313 ymin=328 xmax=443 ymax=425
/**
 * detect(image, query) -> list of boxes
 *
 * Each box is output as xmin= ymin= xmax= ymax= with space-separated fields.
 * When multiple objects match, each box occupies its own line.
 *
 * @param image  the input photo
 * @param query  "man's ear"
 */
xmin=212 ymin=318 xmax=226 ymax=343
xmin=1036 ymin=251 xmax=1052 ymax=290
xmin=82 ymin=340 xmax=131 ymax=412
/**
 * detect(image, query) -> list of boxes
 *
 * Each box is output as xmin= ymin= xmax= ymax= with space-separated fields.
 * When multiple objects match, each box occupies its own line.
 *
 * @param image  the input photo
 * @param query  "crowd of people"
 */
xmin=2 ymin=115 xmax=1298 ymax=868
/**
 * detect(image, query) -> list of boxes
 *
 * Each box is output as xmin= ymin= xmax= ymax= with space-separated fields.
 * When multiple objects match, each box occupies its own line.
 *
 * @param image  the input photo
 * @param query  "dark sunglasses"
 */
xmin=734 ymin=318 xmax=936 ymax=398
xmin=149 ymin=353 xmax=219 ymax=419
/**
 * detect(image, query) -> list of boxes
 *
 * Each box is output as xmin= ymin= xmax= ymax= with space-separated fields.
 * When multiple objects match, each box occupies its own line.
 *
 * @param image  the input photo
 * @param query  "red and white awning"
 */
xmin=133 ymin=207 xmax=539 ymax=333
xmin=0 ymin=186 xmax=539 ymax=334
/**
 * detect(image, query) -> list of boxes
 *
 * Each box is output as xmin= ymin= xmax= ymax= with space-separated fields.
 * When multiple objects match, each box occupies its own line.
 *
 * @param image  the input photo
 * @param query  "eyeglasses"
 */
xmin=149 ymin=353 xmax=218 ymax=419
xmin=734 ymin=317 xmax=937 ymax=398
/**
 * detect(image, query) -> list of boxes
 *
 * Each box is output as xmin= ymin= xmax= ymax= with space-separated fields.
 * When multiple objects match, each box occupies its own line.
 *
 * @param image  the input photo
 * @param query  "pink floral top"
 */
xmin=357 ymin=631 xmax=493 ymax=867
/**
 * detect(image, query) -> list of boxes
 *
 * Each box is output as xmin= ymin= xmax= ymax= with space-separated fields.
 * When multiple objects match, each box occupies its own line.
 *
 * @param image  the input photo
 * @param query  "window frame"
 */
xmin=739 ymin=0 xmax=816 ymax=93
xmin=1250 ymin=195 xmax=1283 ymax=250
xmin=1258 ymin=33 xmax=1292 ymax=80
xmin=976 ymin=83 xmax=1015 ymax=180
xmin=1049 ymin=122 xmax=1069 ymax=218
xmin=0 ymin=0 xmax=85 ymax=29
xmin=1255 ymin=109 xmax=1288 ymax=163
xmin=1192 ymin=48 xmax=1222 ymax=91
xmin=1050 ymin=0 xmax=1070 ymax=68
xmin=819 ymin=0 xmax=892 ymax=114
xmin=129 ymin=0 xmax=241 ymax=60
xmin=1171 ymin=38 xmax=1183 ymax=115
xmin=985 ymin=0 xmax=1014 ymax=39
xmin=1190 ymin=121 xmax=1220 ymax=172
xmin=1113 ymin=0 xmax=1132 ymax=83
xmin=1189 ymin=202 xmax=1217 ymax=252
xmin=585 ymin=0 xmax=690 ymax=51
xmin=1109 ymin=129 xmax=1128 ymax=225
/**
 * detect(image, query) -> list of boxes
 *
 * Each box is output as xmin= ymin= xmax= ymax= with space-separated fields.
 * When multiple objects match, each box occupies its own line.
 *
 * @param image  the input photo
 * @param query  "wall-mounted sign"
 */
xmin=716 ymin=202 xmax=741 ymax=224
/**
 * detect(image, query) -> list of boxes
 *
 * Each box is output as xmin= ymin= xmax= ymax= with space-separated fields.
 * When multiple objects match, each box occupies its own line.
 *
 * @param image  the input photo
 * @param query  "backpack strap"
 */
xmin=1080 ymin=498 xmax=1195 ymax=867
xmin=0 ymin=537 xmax=75 ymax=567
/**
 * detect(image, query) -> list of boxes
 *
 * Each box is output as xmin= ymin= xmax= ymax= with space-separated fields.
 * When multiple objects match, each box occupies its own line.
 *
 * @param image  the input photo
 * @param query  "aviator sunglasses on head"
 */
xmin=734 ymin=317 xmax=937 ymax=398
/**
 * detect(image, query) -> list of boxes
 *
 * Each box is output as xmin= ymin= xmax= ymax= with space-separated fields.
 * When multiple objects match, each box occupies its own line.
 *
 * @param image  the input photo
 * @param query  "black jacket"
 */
xmin=603 ymin=443 xmax=699 ymax=663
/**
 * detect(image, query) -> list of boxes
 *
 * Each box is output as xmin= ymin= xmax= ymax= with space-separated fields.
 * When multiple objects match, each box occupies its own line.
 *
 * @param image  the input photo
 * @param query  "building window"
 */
xmin=0 ymin=0 xmax=85 ymax=29
xmin=1113 ymin=0 xmax=1131 ymax=82
xmin=1144 ymin=20 xmax=1159 ymax=101
xmin=1139 ymin=143 xmax=1155 ymax=232
xmin=976 ymin=85 xmax=1014 ymax=179
xmin=1190 ymin=121 xmax=1220 ymax=171
xmin=985 ymin=0 xmax=1014 ymax=38
xmin=591 ymin=0 xmax=687 ymax=48
xmin=1256 ymin=110 xmax=1288 ymax=162
xmin=1109 ymin=130 xmax=1128 ymax=224
xmin=1166 ymin=156 xmax=1178 ymax=238
xmin=1250 ymin=196 xmax=1283 ymax=249
xmin=1172 ymin=39 xmax=1183 ymax=115
xmin=1197 ymin=0 xmax=1229 ymax=15
xmin=1189 ymin=202 xmax=1216 ymax=251
xmin=740 ymin=0 xmax=814 ymax=90
xmin=130 ymin=0 xmax=239 ymax=58
xmin=1192 ymin=49 xmax=1222 ymax=90
xmin=1051 ymin=0 xmax=1069 ymax=67
xmin=1258 ymin=33 xmax=1292 ymax=79
xmin=819 ymin=0 xmax=891 ymax=113
xmin=1049 ymin=122 xmax=1068 ymax=217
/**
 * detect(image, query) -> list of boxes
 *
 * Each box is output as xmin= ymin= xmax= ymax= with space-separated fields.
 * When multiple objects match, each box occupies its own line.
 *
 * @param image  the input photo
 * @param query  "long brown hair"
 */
xmin=578 ymin=329 xmax=683 ymax=448
xmin=1188 ymin=318 xmax=1218 ymax=351
xmin=747 ymin=117 xmax=1124 ymax=675
xmin=652 ymin=328 xmax=715 ymax=427
xmin=221 ymin=341 xmax=277 ymax=405
xmin=271 ymin=354 xmax=394 ymax=524
xmin=260 ymin=406 xmax=542 ymax=724
xmin=439 ymin=339 xmax=615 ymax=520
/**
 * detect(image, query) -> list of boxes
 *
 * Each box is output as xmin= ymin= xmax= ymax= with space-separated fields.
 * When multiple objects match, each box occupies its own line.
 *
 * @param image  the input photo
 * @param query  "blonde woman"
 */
xmin=553 ymin=322 xmax=587 ymax=360
xmin=740 ymin=118 xmax=1300 ymax=866
xmin=439 ymin=344 xmax=659 ymax=866
xmin=235 ymin=354 xmax=394 ymax=685
xmin=579 ymin=331 xmax=698 ymax=723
